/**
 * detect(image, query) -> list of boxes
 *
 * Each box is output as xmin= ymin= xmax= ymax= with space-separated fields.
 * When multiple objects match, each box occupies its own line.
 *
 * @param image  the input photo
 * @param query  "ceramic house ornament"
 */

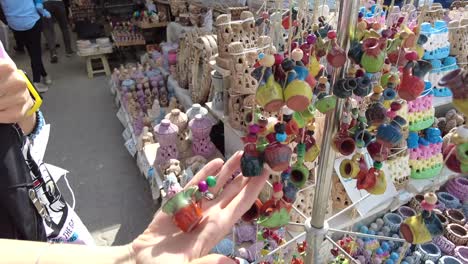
xmin=189 ymin=114 xmax=216 ymax=158
xmin=154 ymin=119 xmax=179 ymax=168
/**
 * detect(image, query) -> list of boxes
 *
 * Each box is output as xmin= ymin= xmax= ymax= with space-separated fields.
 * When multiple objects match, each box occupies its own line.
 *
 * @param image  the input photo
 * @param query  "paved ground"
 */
xmin=11 ymin=38 xmax=156 ymax=246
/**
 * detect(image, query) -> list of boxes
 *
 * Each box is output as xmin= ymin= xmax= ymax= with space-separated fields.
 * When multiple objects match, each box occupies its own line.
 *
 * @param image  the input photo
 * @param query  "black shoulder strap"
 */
xmin=0 ymin=124 xmax=46 ymax=241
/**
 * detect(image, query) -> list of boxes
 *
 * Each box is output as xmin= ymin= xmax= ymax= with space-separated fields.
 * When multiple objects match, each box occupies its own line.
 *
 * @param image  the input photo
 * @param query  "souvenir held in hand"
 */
xmin=162 ymin=176 xmax=217 ymax=232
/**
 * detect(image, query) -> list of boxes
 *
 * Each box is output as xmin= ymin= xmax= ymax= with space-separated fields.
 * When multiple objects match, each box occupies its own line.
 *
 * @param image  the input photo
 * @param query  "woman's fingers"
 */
xmin=185 ymin=158 xmax=224 ymax=189
xmin=216 ymin=174 xmax=249 ymax=209
xmin=210 ymin=151 xmax=242 ymax=195
xmin=189 ymin=254 xmax=236 ymax=264
xmin=221 ymin=169 xmax=269 ymax=227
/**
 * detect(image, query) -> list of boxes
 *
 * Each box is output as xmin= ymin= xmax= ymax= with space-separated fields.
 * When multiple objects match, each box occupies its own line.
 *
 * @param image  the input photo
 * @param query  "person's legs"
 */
xmin=48 ymin=1 xmax=73 ymax=55
xmin=42 ymin=15 xmax=57 ymax=63
xmin=22 ymin=20 xmax=48 ymax=83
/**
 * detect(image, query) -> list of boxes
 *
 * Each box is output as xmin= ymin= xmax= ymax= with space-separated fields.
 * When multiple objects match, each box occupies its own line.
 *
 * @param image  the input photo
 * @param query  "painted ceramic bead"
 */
xmin=376 ymin=116 xmax=407 ymax=147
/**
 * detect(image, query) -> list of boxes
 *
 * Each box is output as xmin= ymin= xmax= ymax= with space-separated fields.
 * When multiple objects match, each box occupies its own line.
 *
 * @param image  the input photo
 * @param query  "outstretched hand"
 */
xmin=131 ymin=152 xmax=268 ymax=264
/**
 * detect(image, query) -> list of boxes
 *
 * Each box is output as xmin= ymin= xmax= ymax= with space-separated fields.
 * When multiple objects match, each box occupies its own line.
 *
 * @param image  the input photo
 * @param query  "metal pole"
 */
xmin=328 ymin=228 xmax=407 ymax=242
xmin=304 ymin=0 xmax=359 ymax=263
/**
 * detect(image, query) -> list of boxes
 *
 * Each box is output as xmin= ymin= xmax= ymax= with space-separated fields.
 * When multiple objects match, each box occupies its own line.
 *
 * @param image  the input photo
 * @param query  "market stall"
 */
xmin=107 ymin=0 xmax=468 ymax=263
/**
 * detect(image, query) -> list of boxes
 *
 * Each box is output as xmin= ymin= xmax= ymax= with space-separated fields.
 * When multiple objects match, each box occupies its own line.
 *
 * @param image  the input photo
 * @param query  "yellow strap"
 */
xmin=17 ymin=70 xmax=42 ymax=116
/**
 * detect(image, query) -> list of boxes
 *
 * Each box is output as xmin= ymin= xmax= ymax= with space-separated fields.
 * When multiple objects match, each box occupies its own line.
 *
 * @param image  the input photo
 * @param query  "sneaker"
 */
xmin=34 ymin=82 xmax=49 ymax=93
xmin=51 ymin=54 xmax=58 ymax=63
xmin=66 ymin=51 xmax=74 ymax=57
xmin=43 ymin=75 xmax=52 ymax=85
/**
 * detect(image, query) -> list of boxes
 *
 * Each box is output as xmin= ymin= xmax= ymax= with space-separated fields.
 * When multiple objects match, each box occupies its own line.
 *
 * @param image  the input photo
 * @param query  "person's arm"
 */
xmin=0 ymin=41 xmax=38 ymax=135
xmin=0 ymin=239 xmax=134 ymax=264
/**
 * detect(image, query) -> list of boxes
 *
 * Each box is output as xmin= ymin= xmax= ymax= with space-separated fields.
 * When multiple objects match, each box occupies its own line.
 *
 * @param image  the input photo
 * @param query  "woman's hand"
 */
xmin=131 ymin=152 xmax=269 ymax=264
xmin=0 ymin=60 xmax=36 ymax=133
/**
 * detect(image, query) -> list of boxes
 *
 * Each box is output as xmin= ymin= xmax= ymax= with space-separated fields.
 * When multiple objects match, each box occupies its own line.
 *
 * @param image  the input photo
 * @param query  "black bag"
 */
xmin=0 ymin=124 xmax=46 ymax=241
xmin=74 ymin=20 xmax=104 ymax=39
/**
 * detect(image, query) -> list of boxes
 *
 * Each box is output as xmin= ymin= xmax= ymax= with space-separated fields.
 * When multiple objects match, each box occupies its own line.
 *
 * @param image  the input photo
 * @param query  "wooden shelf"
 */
xmin=114 ymin=41 xmax=146 ymax=47
xmin=138 ymin=21 xmax=169 ymax=29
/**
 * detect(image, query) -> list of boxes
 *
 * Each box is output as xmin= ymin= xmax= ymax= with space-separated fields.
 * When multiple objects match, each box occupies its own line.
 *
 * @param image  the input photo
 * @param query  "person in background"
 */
xmin=0 ymin=0 xmax=52 ymax=92
xmin=42 ymin=0 xmax=74 ymax=63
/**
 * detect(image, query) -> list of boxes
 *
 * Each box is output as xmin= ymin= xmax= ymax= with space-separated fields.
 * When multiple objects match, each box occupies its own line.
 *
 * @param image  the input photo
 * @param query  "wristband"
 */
xmin=28 ymin=110 xmax=44 ymax=141
xmin=17 ymin=70 xmax=42 ymax=116
xmin=417 ymin=243 xmax=441 ymax=263
xmin=432 ymin=235 xmax=456 ymax=254
xmin=454 ymin=246 xmax=468 ymax=264
xmin=398 ymin=206 xmax=416 ymax=219
xmin=446 ymin=209 xmax=467 ymax=226
xmin=383 ymin=213 xmax=403 ymax=233
xmin=437 ymin=192 xmax=461 ymax=209
xmin=438 ymin=256 xmax=462 ymax=264
xmin=445 ymin=223 xmax=468 ymax=246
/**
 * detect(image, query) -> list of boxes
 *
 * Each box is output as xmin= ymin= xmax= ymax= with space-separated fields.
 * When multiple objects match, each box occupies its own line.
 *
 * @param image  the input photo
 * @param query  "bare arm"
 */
xmin=0 ymin=239 xmax=134 ymax=264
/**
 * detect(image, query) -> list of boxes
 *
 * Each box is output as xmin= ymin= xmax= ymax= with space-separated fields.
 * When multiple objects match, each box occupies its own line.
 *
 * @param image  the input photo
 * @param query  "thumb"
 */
xmin=189 ymin=254 xmax=237 ymax=264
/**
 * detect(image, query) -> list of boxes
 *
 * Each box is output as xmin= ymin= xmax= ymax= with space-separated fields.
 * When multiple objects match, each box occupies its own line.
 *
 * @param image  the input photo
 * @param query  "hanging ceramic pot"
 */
xmin=360 ymin=37 xmax=386 ymax=73
xmin=284 ymin=80 xmax=313 ymax=112
xmin=365 ymin=102 xmax=387 ymax=127
xmin=439 ymin=69 xmax=468 ymax=116
xmin=367 ymin=141 xmax=389 ymax=162
xmin=257 ymin=199 xmax=292 ymax=228
xmin=354 ymin=129 xmax=373 ymax=147
xmin=357 ymin=167 xmax=377 ymax=190
xmin=256 ymin=75 xmax=284 ymax=112
xmin=376 ymin=116 xmax=407 ymax=147
xmin=241 ymin=144 xmax=265 ymax=177
xmin=400 ymin=211 xmax=444 ymax=244
xmin=315 ymin=94 xmax=337 ymax=113
xmin=333 ymin=78 xmax=358 ymax=99
xmin=339 ymin=153 xmax=363 ymax=179
xmin=353 ymin=75 xmax=371 ymax=97
xmin=241 ymin=199 xmax=263 ymax=222
xmin=290 ymin=143 xmax=309 ymax=188
xmin=326 ymin=37 xmax=347 ymax=68
xmin=162 ymin=187 xmax=202 ymax=232
xmin=398 ymin=53 xmax=431 ymax=101
xmin=348 ymin=41 xmax=364 ymax=64
xmin=333 ymin=131 xmax=356 ymax=156
xmin=264 ymin=143 xmax=293 ymax=172
xmin=365 ymin=168 xmax=387 ymax=195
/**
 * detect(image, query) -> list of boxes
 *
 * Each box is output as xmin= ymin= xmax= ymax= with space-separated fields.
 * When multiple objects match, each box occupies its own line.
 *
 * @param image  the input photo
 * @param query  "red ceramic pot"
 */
xmin=173 ymin=201 xmax=203 ymax=232
xmin=333 ymin=132 xmax=356 ymax=156
xmin=264 ymin=143 xmax=293 ymax=172
xmin=242 ymin=199 xmax=263 ymax=222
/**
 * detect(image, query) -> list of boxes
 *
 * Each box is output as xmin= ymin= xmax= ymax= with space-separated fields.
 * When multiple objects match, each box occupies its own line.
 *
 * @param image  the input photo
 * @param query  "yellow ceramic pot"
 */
xmin=339 ymin=158 xmax=360 ymax=179
xmin=366 ymin=169 xmax=387 ymax=195
xmin=400 ymin=214 xmax=432 ymax=244
xmin=308 ymin=54 xmax=321 ymax=77
xmin=284 ymin=80 xmax=313 ymax=112
xmin=256 ymin=75 xmax=285 ymax=112
xmin=305 ymin=144 xmax=320 ymax=163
